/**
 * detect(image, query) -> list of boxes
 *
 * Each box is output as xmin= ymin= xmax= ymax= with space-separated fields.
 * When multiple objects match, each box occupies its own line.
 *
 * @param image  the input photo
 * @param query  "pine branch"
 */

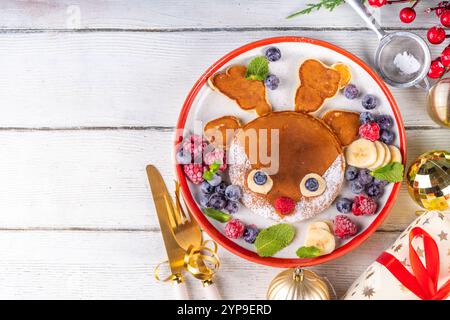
xmin=287 ymin=0 xmax=365 ymax=19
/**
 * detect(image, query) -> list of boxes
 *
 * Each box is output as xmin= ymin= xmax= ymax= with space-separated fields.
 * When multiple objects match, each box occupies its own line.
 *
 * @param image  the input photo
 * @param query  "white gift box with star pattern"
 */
xmin=344 ymin=211 xmax=449 ymax=300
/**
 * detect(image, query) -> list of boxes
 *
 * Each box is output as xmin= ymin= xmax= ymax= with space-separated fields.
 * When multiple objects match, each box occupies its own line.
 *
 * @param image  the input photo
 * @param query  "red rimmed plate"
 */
xmin=175 ymin=36 xmax=406 ymax=268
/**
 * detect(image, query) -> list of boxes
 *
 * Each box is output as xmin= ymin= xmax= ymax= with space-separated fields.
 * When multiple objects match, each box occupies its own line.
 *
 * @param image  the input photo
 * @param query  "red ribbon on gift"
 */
xmin=376 ymin=227 xmax=450 ymax=300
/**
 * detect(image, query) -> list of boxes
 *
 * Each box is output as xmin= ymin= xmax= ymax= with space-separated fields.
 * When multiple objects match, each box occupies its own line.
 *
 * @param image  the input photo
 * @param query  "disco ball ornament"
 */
xmin=266 ymin=268 xmax=332 ymax=300
xmin=407 ymin=150 xmax=450 ymax=211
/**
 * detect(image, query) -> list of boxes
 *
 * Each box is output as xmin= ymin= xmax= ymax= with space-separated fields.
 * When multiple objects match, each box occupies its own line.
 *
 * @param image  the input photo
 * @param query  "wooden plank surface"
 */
xmin=0 ymin=0 xmax=445 ymax=300
xmin=0 ymin=230 xmax=399 ymax=299
xmin=0 ymin=0 xmax=439 ymax=30
xmin=0 ymin=128 xmax=447 ymax=231
xmin=0 ymin=30 xmax=442 ymax=128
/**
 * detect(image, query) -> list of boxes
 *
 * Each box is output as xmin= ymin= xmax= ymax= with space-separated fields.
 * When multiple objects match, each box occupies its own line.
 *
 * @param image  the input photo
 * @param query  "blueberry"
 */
xmin=243 ymin=225 xmax=260 ymax=244
xmin=253 ymin=171 xmax=268 ymax=185
xmin=376 ymin=114 xmax=393 ymax=130
xmin=208 ymin=193 xmax=226 ymax=210
xmin=265 ymin=46 xmax=281 ymax=62
xmin=380 ymin=129 xmax=395 ymax=144
xmin=215 ymin=182 xmax=227 ymax=194
xmin=343 ymin=84 xmax=359 ymax=100
xmin=176 ymin=147 xmax=191 ymax=164
xmin=264 ymin=74 xmax=279 ymax=90
xmin=305 ymin=178 xmax=319 ymax=192
xmin=358 ymin=168 xmax=374 ymax=185
xmin=360 ymin=112 xmax=375 ymax=124
xmin=351 ymin=180 xmax=365 ymax=194
xmin=345 ymin=166 xmax=359 ymax=181
xmin=225 ymin=185 xmax=242 ymax=202
xmin=224 ymin=201 xmax=240 ymax=214
xmin=336 ymin=197 xmax=353 ymax=213
xmin=208 ymin=174 xmax=222 ymax=187
xmin=199 ymin=193 xmax=210 ymax=208
xmin=201 ymin=181 xmax=215 ymax=194
xmin=362 ymin=94 xmax=378 ymax=110
xmin=366 ymin=182 xmax=384 ymax=199
xmin=374 ymin=178 xmax=389 ymax=187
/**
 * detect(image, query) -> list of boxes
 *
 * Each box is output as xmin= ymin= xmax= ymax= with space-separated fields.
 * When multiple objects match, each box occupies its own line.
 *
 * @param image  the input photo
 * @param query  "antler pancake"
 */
xmin=208 ymin=65 xmax=271 ymax=116
xmin=295 ymin=59 xmax=341 ymax=113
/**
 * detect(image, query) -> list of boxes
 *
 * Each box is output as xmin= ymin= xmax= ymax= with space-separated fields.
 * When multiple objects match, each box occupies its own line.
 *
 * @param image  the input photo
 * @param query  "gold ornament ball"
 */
xmin=406 ymin=150 xmax=450 ymax=211
xmin=267 ymin=268 xmax=331 ymax=300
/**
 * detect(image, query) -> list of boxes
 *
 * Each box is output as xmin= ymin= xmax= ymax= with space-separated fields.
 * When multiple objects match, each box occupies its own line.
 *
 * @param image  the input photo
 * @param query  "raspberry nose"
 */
xmin=274 ymin=196 xmax=295 ymax=215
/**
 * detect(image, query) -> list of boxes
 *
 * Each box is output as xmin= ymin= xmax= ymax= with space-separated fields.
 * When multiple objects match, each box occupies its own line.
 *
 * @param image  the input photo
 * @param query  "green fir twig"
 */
xmin=287 ymin=0 xmax=366 ymax=19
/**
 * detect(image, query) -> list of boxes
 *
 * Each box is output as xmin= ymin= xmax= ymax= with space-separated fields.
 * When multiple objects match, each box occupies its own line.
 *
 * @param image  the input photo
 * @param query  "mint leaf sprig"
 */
xmin=296 ymin=246 xmax=321 ymax=258
xmin=245 ymin=56 xmax=269 ymax=81
xmin=203 ymin=162 xmax=221 ymax=181
xmin=203 ymin=208 xmax=231 ymax=223
xmin=255 ymin=223 xmax=295 ymax=257
xmin=370 ymin=162 xmax=404 ymax=183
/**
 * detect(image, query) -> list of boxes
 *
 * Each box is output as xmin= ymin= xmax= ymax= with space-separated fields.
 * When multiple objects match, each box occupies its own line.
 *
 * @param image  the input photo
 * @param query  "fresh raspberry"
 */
xmin=204 ymin=149 xmax=227 ymax=171
xmin=182 ymin=134 xmax=208 ymax=162
xmin=183 ymin=163 xmax=205 ymax=184
xmin=352 ymin=194 xmax=378 ymax=216
xmin=358 ymin=122 xmax=380 ymax=142
xmin=334 ymin=215 xmax=358 ymax=239
xmin=274 ymin=197 xmax=296 ymax=215
xmin=225 ymin=219 xmax=245 ymax=239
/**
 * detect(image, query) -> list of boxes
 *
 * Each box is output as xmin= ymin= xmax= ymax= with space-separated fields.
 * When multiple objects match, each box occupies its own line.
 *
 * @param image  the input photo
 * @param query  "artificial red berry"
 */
xmin=183 ymin=163 xmax=205 ymax=184
xmin=225 ymin=219 xmax=245 ymax=239
xmin=436 ymin=1 xmax=450 ymax=16
xmin=441 ymin=46 xmax=450 ymax=67
xmin=399 ymin=7 xmax=416 ymax=23
xmin=368 ymin=0 xmax=387 ymax=7
xmin=352 ymin=194 xmax=378 ymax=216
xmin=427 ymin=26 xmax=447 ymax=45
xmin=358 ymin=122 xmax=380 ymax=142
xmin=428 ymin=58 xmax=446 ymax=79
xmin=428 ymin=1 xmax=450 ymax=17
xmin=334 ymin=215 xmax=358 ymax=239
xmin=441 ymin=10 xmax=450 ymax=27
xmin=274 ymin=197 xmax=296 ymax=215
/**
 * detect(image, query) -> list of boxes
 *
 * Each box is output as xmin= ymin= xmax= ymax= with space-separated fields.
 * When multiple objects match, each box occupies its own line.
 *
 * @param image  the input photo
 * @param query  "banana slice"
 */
xmin=388 ymin=145 xmax=402 ymax=163
xmin=381 ymin=142 xmax=391 ymax=167
xmin=305 ymin=228 xmax=336 ymax=255
xmin=300 ymin=173 xmax=326 ymax=197
xmin=345 ymin=138 xmax=377 ymax=168
xmin=368 ymin=141 xmax=386 ymax=171
xmin=307 ymin=221 xmax=331 ymax=233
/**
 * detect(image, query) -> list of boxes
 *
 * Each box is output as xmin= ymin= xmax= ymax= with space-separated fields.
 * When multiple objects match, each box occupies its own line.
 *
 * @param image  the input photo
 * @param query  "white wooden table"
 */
xmin=0 ymin=0 xmax=448 ymax=299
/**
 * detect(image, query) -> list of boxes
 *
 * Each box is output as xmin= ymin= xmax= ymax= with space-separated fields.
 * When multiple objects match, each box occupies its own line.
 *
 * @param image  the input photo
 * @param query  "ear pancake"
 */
xmin=204 ymin=115 xmax=241 ymax=150
xmin=295 ymin=59 xmax=341 ymax=113
xmin=208 ymin=65 xmax=272 ymax=116
xmin=322 ymin=109 xmax=360 ymax=146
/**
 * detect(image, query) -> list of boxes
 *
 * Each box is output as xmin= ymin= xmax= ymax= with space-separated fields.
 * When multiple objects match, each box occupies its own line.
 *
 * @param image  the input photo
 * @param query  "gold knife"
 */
xmin=146 ymin=165 xmax=189 ymax=299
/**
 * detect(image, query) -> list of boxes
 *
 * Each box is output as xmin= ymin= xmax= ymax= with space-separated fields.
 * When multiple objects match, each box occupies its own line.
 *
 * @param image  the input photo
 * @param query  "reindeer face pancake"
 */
xmin=205 ymin=59 xmax=359 ymax=222
xmin=228 ymin=111 xmax=345 ymax=222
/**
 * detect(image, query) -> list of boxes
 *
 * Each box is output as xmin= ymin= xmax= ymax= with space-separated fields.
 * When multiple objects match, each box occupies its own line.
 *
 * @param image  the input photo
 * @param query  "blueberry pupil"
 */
xmin=253 ymin=171 xmax=267 ymax=185
xmin=305 ymin=178 xmax=319 ymax=191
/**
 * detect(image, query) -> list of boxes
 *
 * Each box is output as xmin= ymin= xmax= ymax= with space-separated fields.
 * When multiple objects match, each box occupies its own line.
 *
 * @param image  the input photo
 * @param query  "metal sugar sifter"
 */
xmin=347 ymin=0 xmax=431 ymax=90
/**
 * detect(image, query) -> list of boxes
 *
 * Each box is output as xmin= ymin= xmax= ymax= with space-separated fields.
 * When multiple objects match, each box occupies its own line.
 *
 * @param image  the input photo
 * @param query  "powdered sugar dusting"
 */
xmin=228 ymin=141 xmax=344 ymax=222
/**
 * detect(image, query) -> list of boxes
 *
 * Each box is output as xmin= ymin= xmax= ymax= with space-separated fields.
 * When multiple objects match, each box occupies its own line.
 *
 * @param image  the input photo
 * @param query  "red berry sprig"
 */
xmin=423 ymin=2 xmax=450 ymax=78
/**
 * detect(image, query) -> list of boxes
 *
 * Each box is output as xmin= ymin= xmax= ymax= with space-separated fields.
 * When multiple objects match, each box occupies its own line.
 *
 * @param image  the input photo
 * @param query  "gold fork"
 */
xmin=167 ymin=182 xmax=222 ymax=299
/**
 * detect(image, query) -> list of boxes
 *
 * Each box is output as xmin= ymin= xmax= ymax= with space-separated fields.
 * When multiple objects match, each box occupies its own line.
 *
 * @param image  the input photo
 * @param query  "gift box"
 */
xmin=344 ymin=210 xmax=449 ymax=300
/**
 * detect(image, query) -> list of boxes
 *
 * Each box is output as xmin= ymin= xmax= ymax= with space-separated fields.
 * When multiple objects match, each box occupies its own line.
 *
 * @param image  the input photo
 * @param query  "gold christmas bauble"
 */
xmin=407 ymin=150 xmax=450 ymax=211
xmin=267 ymin=268 xmax=331 ymax=300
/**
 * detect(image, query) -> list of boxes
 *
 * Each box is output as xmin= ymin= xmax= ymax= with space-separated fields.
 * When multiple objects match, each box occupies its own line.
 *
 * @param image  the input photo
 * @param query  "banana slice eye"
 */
xmin=300 ymin=173 xmax=326 ymax=197
xmin=247 ymin=169 xmax=273 ymax=194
